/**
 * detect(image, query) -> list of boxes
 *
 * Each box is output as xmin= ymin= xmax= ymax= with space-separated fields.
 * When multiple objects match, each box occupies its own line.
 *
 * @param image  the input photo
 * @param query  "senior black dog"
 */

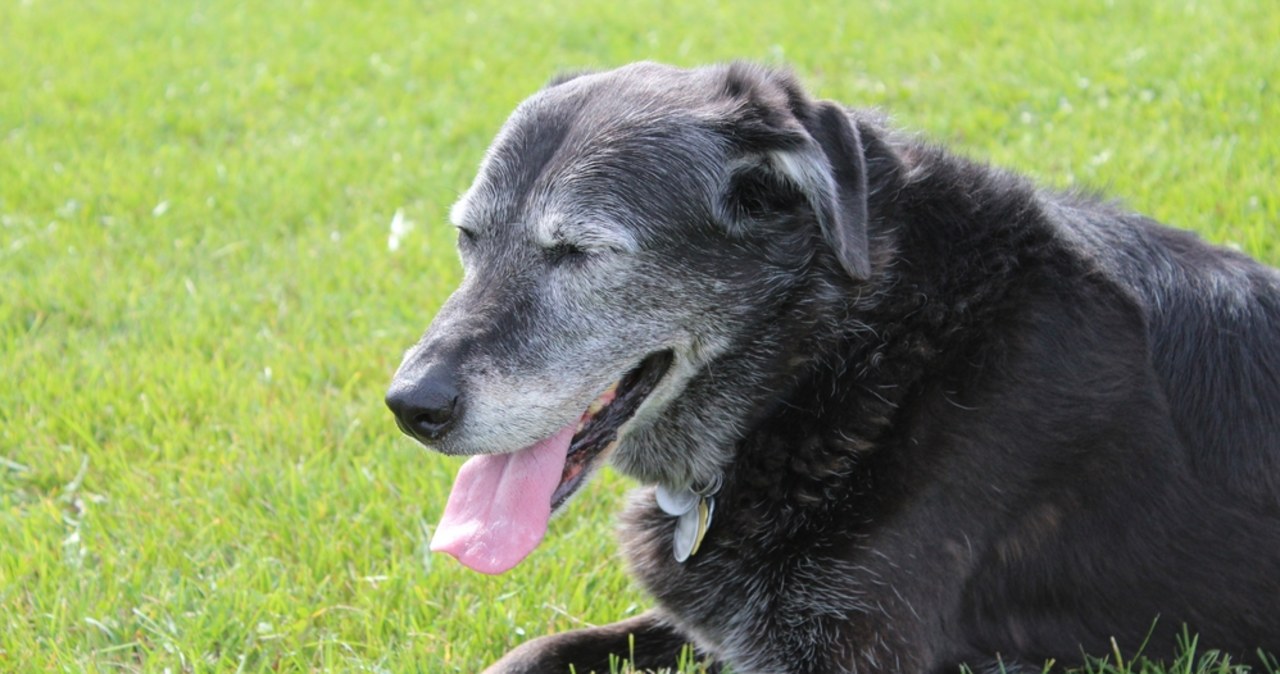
xmin=386 ymin=62 xmax=1280 ymax=673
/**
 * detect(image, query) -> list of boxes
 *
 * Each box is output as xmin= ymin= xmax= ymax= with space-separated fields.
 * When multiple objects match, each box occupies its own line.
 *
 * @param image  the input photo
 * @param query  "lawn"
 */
xmin=1 ymin=0 xmax=1276 ymax=672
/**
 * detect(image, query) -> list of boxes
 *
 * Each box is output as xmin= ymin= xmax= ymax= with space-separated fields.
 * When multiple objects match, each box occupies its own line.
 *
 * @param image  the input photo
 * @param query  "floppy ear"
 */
xmin=791 ymin=102 xmax=872 ymax=280
xmin=716 ymin=77 xmax=872 ymax=281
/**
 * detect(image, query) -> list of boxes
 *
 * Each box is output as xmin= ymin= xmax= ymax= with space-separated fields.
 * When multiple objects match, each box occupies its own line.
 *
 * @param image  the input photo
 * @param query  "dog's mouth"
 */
xmin=552 ymin=349 xmax=673 ymax=510
xmin=429 ymin=350 xmax=673 ymax=575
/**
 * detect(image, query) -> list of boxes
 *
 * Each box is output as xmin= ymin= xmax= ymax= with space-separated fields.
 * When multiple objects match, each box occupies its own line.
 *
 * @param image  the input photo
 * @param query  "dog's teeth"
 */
xmin=587 ymin=400 xmax=604 ymax=415
xmin=604 ymin=381 xmax=619 ymax=396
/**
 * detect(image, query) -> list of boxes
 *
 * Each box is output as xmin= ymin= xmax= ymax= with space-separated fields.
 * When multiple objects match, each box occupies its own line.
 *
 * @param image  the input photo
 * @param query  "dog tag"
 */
xmin=672 ymin=496 xmax=714 ymax=563
xmin=656 ymin=484 xmax=698 ymax=516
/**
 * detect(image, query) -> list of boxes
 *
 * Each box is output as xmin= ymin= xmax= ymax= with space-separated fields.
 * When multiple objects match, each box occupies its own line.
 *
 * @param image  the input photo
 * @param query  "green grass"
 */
xmin=1 ymin=0 xmax=1276 ymax=672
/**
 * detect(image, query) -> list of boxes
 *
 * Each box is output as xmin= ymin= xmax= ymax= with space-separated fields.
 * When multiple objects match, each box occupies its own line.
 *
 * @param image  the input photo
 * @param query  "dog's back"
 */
xmin=1052 ymin=200 xmax=1280 ymax=498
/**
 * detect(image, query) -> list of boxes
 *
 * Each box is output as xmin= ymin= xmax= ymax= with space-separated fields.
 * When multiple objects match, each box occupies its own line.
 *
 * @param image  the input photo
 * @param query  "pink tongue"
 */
xmin=429 ymin=422 xmax=576 ymax=574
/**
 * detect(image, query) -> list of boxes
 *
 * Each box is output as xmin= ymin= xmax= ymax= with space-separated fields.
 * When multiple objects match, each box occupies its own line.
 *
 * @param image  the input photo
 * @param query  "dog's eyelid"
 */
xmin=539 ymin=215 xmax=636 ymax=256
xmin=545 ymin=237 xmax=634 ymax=262
xmin=546 ymin=239 xmax=590 ymax=260
xmin=558 ymin=229 xmax=636 ymax=255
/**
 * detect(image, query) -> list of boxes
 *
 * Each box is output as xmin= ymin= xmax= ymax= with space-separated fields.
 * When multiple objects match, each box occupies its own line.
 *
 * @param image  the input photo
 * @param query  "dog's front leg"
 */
xmin=483 ymin=609 xmax=712 ymax=674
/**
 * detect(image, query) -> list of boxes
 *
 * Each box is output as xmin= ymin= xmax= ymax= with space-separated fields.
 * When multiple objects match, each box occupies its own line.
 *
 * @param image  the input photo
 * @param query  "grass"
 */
xmin=0 ymin=0 xmax=1276 ymax=671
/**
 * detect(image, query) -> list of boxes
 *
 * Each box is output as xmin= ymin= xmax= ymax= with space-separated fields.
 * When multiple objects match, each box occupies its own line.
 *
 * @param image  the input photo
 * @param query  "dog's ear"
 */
xmin=714 ymin=65 xmax=872 ymax=281
xmin=792 ymin=101 xmax=872 ymax=281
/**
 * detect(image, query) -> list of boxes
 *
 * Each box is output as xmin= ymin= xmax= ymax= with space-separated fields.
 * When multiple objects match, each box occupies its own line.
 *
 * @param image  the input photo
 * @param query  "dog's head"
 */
xmin=387 ymin=62 xmax=874 ymax=573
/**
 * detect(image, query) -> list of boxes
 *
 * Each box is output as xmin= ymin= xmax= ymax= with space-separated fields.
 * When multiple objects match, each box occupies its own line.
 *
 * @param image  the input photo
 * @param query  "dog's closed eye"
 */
xmin=455 ymin=226 xmax=478 ymax=244
xmin=545 ymin=240 xmax=590 ymax=264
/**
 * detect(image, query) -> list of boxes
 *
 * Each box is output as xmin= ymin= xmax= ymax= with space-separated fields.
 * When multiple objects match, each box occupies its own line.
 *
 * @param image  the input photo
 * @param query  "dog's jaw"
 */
xmin=609 ymin=345 xmax=753 ymax=490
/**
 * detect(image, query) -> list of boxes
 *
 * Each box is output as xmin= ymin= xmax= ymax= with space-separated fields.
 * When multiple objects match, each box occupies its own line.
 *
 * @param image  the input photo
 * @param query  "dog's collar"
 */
xmin=655 ymin=475 xmax=721 ymax=562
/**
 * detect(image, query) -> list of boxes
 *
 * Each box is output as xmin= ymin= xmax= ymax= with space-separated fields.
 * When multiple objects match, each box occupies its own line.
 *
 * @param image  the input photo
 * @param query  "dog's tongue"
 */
xmin=429 ymin=422 xmax=575 ymax=574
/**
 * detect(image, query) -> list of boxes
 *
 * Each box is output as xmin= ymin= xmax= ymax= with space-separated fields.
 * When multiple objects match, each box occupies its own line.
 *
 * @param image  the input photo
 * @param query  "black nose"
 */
xmin=386 ymin=365 xmax=461 ymax=443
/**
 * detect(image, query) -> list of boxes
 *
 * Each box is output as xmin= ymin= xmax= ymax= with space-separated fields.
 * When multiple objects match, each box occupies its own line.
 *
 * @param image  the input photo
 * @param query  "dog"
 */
xmin=385 ymin=62 xmax=1280 ymax=673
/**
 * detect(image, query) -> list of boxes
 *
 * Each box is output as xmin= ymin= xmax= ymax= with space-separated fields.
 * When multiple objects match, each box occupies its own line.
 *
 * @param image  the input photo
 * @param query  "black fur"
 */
xmin=427 ymin=63 xmax=1280 ymax=673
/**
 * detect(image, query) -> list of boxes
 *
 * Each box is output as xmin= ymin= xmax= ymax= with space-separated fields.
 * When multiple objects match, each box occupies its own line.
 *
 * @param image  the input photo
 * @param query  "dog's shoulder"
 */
xmin=1038 ymin=193 xmax=1280 ymax=491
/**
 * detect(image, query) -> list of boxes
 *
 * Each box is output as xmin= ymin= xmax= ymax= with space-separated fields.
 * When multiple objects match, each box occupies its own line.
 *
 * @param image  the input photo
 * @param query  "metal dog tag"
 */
xmin=672 ymin=496 xmax=714 ymax=563
xmin=656 ymin=484 xmax=698 ymax=516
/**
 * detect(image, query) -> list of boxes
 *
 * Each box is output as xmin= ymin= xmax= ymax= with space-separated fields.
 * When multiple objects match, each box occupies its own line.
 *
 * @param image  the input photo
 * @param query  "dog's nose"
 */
xmin=386 ymin=366 xmax=461 ymax=443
